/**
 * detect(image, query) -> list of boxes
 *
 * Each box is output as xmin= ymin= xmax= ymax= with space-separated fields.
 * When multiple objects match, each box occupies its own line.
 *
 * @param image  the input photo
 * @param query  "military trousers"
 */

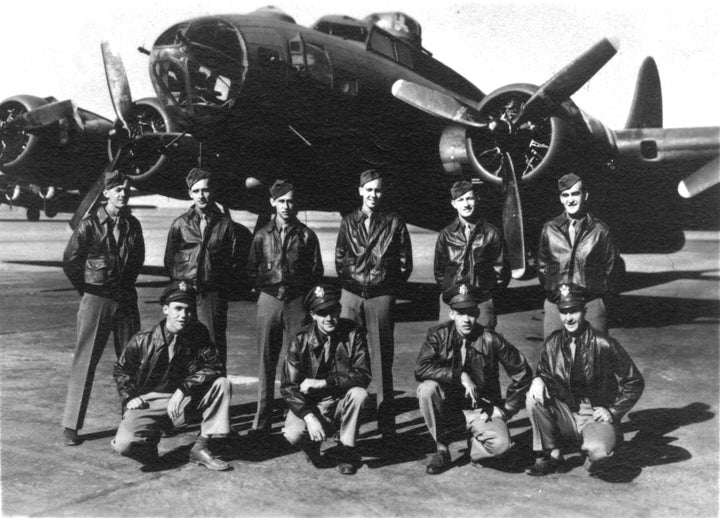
xmin=196 ymin=290 xmax=228 ymax=371
xmin=417 ymin=380 xmax=512 ymax=460
xmin=112 ymin=378 xmax=232 ymax=458
xmin=282 ymin=387 xmax=368 ymax=448
xmin=340 ymin=289 xmax=396 ymax=435
xmin=526 ymin=396 xmax=617 ymax=462
xmin=252 ymin=292 xmax=306 ymax=431
xmin=62 ymin=291 xmax=140 ymax=431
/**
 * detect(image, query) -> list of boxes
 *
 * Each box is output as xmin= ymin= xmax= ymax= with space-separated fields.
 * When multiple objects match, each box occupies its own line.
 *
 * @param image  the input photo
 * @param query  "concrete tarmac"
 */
xmin=0 ymin=204 xmax=718 ymax=517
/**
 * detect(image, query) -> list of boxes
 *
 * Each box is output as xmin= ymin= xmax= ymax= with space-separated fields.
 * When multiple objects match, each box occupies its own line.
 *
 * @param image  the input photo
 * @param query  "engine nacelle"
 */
xmin=0 ymin=95 xmax=112 ymax=188
xmin=438 ymin=84 xmax=587 ymax=185
xmin=109 ymin=97 xmax=179 ymax=183
xmin=0 ymin=95 xmax=48 ymax=171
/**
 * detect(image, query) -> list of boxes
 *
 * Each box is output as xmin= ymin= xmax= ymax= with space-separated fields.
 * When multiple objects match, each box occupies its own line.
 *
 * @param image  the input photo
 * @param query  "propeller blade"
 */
xmin=391 ymin=80 xmax=487 ymax=128
xmin=517 ymin=38 xmax=619 ymax=122
xmin=69 ymin=174 xmax=106 ymax=230
xmin=69 ymin=147 xmax=124 ymax=230
xmin=101 ymin=41 xmax=133 ymax=129
xmin=500 ymin=153 xmax=526 ymax=279
xmin=20 ymin=100 xmax=77 ymax=129
xmin=678 ymin=157 xmax=720 ymax=198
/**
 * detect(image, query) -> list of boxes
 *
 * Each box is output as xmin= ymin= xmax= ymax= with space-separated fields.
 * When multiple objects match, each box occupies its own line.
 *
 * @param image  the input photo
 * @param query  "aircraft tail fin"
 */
xmin=624 ymin=57 xmax=662 ymax=129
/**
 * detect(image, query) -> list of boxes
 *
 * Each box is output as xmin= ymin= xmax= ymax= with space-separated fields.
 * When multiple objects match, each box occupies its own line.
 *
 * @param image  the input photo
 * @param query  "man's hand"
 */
xmin=304 ymin=414 xmax=326 ymax=442
xmin=593 ymin=406 xmax=612 ymax=423
xmin=460 ymin=372 xmax=479 ymax=408
xmin=166 ymin=389 xmax=185 ymax=422
xmin=125 ymin=397 xmax=146 ymax=410
xmin=528 ymin=377 xmax=549 ymax=405
xmin=490 ymin=406 xmax=506 ymax=421
xmin=300 ymin=378 xmax=327 ymax=394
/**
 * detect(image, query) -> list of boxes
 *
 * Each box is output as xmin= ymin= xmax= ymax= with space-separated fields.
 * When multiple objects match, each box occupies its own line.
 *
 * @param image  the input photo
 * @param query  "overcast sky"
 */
xmin=1 ymin=0 xmax=719 ymax=129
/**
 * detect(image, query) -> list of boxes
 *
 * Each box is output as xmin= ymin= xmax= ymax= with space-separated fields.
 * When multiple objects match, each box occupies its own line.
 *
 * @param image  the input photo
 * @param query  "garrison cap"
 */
xmin=442 ymin=283 xmax=486 ymax=309
xmin=186 ymin=168 xmax=212 ymax=189
xmin=359 ymin=168 xmax=382 ymax=187
xmin=558 ymin=173 xmax=582 ymax=192
xmin=556 ymin=283 xmax=587 ymax=311
xmin=304 ymin=284 xmax=341 ymax=313
xmin=103 ymin=170 xmax=128 ymax=190
xmin=269 ymin=179 xmax=294 ymax=199
xmin=450 ymin=180 xmax=473 ymax=200
xmin=160 ymin=281 xmax=197 ymax=306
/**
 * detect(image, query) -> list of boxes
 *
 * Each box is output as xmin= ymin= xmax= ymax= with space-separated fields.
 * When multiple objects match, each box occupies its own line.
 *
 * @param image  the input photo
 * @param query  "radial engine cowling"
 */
xmin=0 ymin=94 xmax=112 ymax=188
xmin=108 ymin=96 xmax=180 ymax=183
xmin=439 ymin=84 xmax=576 ymax=184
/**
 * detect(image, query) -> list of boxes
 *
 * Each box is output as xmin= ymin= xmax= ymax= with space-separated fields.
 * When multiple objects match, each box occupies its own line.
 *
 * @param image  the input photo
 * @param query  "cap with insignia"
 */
xmin=450 ymin=180 xmax=473 ymax=200
xmin=304 ymin=284 xmax=341 ymax=313
xmin=186 ymin=167 xmax=212 ymax=189
xmin=556 ymin=283 xmax=586 ymax=311
xmin=160 ymin=281 xmax=197 ymax=306
xmin=442 ymin=283 xmax=486 ymax=309
xmin=359 ymin=168 xmax=382 ymax=187
xmin=269 ymin=179 xmax=294 ymax=199
xmin=103 ymin=170 xmax=128 ymax=190
xmin=557 ymin=172 xmax=582 ymax=192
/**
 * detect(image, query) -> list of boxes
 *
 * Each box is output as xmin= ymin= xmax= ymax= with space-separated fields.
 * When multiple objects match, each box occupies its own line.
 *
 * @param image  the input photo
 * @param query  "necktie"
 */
xmin=199 ymin=214 xmax=208 ymax=239
xmin=364 ymin=214 xmax=372 ymax=233
xmin=569 ymin=336 xmax=577 ymax=362
xmin=460 ymin=339 xmax=468 ymax=367
xmin=113 ymin=218 xmax=121 ymax=244
xmin=323 ymin=338 xmax=331 ymax=364
xmin=464 ymin=224 xmax=472 ymax=243
xmin=569 ymin=220 xmax=578 ymax=245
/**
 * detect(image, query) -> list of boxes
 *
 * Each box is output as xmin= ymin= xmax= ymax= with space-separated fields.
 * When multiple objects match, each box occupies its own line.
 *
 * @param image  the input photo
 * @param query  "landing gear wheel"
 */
xmin=26 ymin=206 xmax=40 ymax=221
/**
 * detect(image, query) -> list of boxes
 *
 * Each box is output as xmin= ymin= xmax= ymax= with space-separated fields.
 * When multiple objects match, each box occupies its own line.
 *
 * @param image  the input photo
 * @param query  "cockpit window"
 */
xmin=368 ymin=30 xmax=395 ymax=60
xmin=314 ymin=22 xmax=368 ymax=43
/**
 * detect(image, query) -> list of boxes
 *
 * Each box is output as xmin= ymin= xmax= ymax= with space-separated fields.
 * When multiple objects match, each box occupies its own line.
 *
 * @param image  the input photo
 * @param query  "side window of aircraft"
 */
xmin=368 ymin=30 xmax=395 ymax=61
xmin=305 ymin=44 xmax=333 ymax=88
xmin=314 ymin=21 xmax=368 ymax=44
xmin=288 ymin=35 xmax=333 ymax=89
xmin=395 ymin=41 xmax=415 ymax=69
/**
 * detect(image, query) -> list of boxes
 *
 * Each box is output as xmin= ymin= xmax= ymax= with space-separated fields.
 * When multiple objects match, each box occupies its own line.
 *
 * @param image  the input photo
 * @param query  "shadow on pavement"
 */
xmin=609 ymin=295 xmax=720 ymax=328
xmin=583 ymin=402 xmax=713 ymax=483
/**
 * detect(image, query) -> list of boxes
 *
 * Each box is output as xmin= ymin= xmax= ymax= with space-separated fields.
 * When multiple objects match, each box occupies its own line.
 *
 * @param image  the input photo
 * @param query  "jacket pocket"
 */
xmin=85 ymin=256 xmax=110 ymax=285
xmin=172 ymin=250 xmax=198 ymax=280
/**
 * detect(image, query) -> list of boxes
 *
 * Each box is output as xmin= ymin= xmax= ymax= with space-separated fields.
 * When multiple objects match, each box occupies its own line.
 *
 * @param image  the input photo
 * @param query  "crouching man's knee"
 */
xmin=582 ymin=423 xmax=617 ymax=462
xmin=469 ymin=426 xmax=512 ymax=461
xmin=416 ymin=380 xmax=441 ymax=402
xmin=111 ymin=435 xmax=155 ymax=459
xmin=111 ymin=435 xmax=134 ymax=456
xmin=346 ymin=387 xmax=368 ymax=407
xmin=282 ymin=414 xmax=307 ymax=446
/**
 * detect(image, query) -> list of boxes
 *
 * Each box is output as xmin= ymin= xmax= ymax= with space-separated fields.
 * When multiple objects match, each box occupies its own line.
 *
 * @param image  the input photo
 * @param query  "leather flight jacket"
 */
xmin=247 ymin=216 xmax=324 ymax=301
xmin=113 ymin=320 xmax=223 ymax=406
xmin=280 ymin=318 xmax=371 ymax=419
xmin=164 ymin=204 xmax=248 ymax=295
xmin=434 ymin=218 xmax=510 ymax=299
xmin=535 ymin=323 xmax=644 ymax=422
xmin=537 ymin=212 xmax=623 ymax=303
xmin=335 ymin=209 xmax=413 ymax=298
xmin=63 ymin=205 xmax=145 ymax=300
xmin=414 ymin=321 xmax=533 ymax=418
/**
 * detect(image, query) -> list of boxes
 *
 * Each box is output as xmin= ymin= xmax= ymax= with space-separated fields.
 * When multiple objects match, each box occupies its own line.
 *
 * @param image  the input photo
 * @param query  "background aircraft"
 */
xmin=1 ymin=2 xmax=718 ymax=278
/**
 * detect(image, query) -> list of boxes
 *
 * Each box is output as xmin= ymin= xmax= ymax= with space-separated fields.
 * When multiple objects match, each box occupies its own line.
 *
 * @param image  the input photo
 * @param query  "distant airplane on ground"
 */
xmin=1 ymin=7 xmax=717 ymax=276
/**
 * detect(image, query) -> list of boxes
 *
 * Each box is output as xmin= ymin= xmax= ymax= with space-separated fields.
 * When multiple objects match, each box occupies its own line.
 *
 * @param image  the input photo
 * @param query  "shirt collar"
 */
xmin=272 ymin=215 xmax=297 ymax=233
